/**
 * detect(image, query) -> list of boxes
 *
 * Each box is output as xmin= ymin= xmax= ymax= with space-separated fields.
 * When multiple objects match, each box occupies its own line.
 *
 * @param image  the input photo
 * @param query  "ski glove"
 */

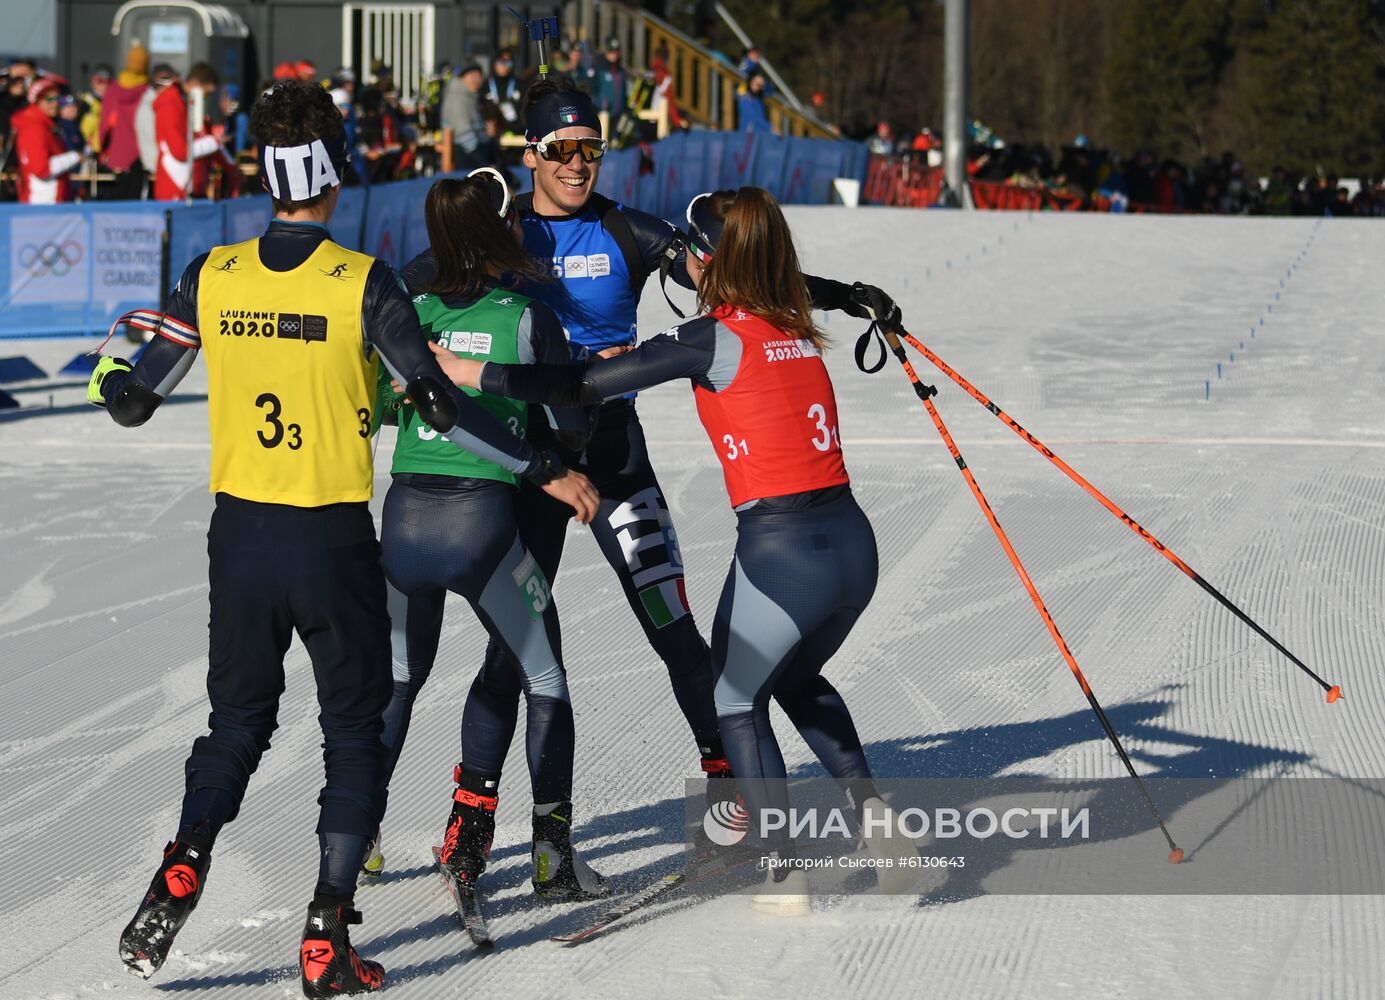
xmin=524 ymin=450 xmax=568 ymax=486
xmin=86 ymin=356 xmax=133 ymax=406
xmin=846 ymin=282 xmax=902 ymax=330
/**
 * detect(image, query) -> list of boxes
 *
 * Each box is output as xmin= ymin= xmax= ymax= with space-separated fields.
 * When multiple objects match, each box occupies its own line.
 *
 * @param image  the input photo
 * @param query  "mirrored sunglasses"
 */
xmin=532 ymin=137 xmax=608 ymax=164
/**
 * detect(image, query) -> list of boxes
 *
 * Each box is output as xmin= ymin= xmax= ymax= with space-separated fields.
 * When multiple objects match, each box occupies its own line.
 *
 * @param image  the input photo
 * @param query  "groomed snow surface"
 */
xmin=3 ymin=209 xmax=1383 ymax=999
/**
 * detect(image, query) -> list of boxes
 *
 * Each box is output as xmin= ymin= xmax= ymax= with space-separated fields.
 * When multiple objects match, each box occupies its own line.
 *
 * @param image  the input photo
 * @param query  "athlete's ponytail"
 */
xmin=422 ymin=175 xmax=549 ymax=298
xmin=695 ymin=187 xmax=826 ymax=352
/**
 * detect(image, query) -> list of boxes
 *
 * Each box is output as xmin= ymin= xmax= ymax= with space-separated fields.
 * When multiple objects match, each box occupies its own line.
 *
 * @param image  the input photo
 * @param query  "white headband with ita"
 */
xmin=260 ymin=139 xmax=343 ymax=201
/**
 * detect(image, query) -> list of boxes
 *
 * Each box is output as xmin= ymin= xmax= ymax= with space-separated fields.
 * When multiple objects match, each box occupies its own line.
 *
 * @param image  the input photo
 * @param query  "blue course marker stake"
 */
xmin=1217 ymin=362 xmax=1223 ymax=379
xmin=1268 ymin=304 xmax=1273 ymax=313
xmin=1230 ymin=352 xmax=1235 ymax=362
xmin=1240 ymin=340 xmax=1245 ymax=350
xmin=1260 ymin=317 xmax=1265 ymax=326
xmin=1205 ymin=380 xmax=1210 ymax=401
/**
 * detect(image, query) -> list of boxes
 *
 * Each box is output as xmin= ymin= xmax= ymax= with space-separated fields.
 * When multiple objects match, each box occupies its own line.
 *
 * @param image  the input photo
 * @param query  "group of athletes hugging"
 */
xmin=89 ymin=76 xmax=915 ymax=996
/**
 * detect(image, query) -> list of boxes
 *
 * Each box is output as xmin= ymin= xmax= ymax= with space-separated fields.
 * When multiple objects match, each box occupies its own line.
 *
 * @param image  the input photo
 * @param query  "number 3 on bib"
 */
xmin=807 ymin=403 xmax=840 ymax=452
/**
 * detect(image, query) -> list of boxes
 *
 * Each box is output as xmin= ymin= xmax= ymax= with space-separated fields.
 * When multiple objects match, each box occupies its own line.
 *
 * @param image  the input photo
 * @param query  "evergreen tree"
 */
xmin=1108 ymin=0 xmax=1232 ymax=161
xmin=1241 ymin=0 xmax=1385 ymax=176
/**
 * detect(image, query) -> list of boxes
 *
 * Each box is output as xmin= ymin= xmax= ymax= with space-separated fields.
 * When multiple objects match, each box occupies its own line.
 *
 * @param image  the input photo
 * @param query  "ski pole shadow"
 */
xmin=840 ymin=691 xmax=1312 ymax=906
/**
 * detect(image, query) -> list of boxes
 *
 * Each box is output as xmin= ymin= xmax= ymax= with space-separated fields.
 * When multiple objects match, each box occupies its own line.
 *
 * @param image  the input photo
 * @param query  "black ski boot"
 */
xmin=300 ymin=899 xmax=384 ymax=997
xmin=693 ymin=754 xmax=748 ymax=864
xmin=119 ymin=837 xmax=212 ymax=979
xmin=437 ymin=765 xmax=498 ymax=888
xmin=532 ymin=801 xmax=609 ymax=899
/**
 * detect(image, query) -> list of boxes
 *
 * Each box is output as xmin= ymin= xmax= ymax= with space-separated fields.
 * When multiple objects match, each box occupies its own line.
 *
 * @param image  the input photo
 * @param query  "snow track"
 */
xmin=2 ymin=209 xmax=1383 ymax=998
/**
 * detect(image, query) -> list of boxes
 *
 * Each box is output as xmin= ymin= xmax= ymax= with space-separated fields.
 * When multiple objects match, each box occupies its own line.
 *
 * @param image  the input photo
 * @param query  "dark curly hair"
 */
xmin=250 ymin=80 xmax=346 ymax=212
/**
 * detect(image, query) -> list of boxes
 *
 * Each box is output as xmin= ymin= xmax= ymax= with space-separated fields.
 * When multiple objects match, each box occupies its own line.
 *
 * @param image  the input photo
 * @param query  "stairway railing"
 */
xmin=561 ymin=0 xmax=836 ymax=140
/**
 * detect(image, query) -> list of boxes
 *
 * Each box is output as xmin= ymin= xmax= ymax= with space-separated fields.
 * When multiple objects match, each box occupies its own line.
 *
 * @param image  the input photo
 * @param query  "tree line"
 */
xmin=697 ymin=0 xmax=1385 ymax=176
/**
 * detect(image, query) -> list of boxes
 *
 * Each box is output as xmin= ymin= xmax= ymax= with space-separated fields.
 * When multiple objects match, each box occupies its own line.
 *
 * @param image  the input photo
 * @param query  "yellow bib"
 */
xmin=198 ymin=238 xmax=378 ymax=506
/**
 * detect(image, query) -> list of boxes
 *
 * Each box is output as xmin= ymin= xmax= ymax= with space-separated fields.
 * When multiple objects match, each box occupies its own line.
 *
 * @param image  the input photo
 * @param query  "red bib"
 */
xmin=693 ymin=307 xmax=850 ymax=507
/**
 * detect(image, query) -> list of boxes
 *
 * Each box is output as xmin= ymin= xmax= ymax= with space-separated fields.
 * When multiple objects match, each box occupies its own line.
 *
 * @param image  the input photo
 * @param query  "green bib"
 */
xmin=384 ymin=287 xmax=531 ymax=485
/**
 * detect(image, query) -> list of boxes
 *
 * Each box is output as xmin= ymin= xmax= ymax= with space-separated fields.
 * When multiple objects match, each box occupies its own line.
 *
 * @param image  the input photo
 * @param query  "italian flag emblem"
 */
xmin=560 ymin=109 xmax=579 ymax=123
xmin=639 ymin=578 xmax=689 ymax=629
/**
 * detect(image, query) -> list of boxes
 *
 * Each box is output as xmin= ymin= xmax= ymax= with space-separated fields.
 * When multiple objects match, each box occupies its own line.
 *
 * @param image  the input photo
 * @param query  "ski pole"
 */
xmin=888 ymin=325 xmax=1341 ymax=704
xmin=877 ymin=325 xmax=1184 ymax=863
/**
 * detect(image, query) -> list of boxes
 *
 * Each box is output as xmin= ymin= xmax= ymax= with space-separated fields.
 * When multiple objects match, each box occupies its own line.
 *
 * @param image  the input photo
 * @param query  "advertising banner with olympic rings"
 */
xmin=1 ymin=204 xmax=165 ymax=338
xmin=9 ymin=212 xmax=90 ymax=307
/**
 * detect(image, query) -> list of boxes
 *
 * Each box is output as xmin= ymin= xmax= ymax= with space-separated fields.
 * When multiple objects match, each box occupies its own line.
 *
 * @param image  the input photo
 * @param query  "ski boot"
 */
xmin=300 ymin=899 xmax=384 ymax=997
xmin=437 ymin=765 xmax=498 ymax=888
xmin=692 ymin=755 xmax=748 ymax=864
xmin=859 ymin=795 xmax=923 ymax=893
xmin=532 ymin=801 xmax=609 ymax=899
xmin=358 ymin=828 xmax=384 ymax=882
xmin=119 ymin=837 xmax=212 ymax=979
xmin=750 ymin=852 xmax=811 ymax=917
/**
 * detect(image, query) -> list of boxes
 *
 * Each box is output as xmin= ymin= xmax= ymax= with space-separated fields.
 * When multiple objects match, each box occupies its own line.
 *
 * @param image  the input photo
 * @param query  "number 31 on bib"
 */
xmin=807 ymin=403 xmax=840 ymax=451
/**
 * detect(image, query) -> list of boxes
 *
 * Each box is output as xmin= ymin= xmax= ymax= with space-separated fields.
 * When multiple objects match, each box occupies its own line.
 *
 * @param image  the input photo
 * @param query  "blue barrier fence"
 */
xmin=0 ymin=132 xmax=866 ymax=340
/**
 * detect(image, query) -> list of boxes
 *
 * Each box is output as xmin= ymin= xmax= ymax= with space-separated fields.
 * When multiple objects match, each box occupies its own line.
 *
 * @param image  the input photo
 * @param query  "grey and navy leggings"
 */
xmin=378 ymin=474 xmax=574 ymax=806
xmin=712 ymin=486 xmax=881 ymax=854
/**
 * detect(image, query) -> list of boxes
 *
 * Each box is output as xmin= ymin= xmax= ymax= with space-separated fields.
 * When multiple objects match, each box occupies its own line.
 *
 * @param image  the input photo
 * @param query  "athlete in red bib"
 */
xmin=435 ymin=187 xmax=920 ymax=911
xmin=692 ymin=305 xmax=849 ymax=507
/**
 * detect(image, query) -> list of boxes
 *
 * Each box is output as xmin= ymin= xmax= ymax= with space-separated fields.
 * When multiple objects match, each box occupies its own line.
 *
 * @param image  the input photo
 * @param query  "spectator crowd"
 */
xmin=865 ymin=123 xmax=1385 ymax=218
xmin=8 ymin=38 xmax=1379 ymax=216
xmin=0 ymin=30 xmax=797 ymax=205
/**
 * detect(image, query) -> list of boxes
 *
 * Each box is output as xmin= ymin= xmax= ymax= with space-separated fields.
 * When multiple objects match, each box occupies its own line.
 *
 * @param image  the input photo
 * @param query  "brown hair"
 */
xmin=694 ymin=187 xmax=826 ymax=351
xmin=186 ymin=62 xmax=219 ymax=87
xmin=422 ymin=176 xmax=549 ymax=298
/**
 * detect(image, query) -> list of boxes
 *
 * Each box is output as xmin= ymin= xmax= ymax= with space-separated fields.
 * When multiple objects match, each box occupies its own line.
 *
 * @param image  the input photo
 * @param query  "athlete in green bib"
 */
xmin=382 ymin=287 xmax=533 ymax=484
xmin=370 ymin=170 xmax=610 ymax=901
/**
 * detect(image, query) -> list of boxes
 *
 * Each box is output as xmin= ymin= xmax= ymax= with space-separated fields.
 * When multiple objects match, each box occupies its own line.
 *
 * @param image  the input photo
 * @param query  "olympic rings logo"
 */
xmin=18 ymin=240 xmax=83 ymax=278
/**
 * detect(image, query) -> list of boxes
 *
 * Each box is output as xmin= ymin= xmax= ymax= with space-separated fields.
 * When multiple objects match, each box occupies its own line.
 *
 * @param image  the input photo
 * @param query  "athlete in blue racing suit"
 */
xmin=401 ymin=77 xmax=899 ymax=797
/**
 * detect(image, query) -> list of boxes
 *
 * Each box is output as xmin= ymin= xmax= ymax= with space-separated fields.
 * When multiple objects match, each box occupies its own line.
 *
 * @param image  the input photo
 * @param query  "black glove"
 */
xmin=848 ymin=282 xmax=902 ymax=329
xmin=524 ymin=449 xmax=567 ymax=486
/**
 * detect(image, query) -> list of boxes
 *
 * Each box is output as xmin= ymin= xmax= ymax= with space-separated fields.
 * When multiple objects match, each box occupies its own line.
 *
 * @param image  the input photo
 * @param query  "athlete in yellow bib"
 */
xmin=198 ymin=238 xmax=379 ymax=505
xmin=88 ymin=80 xmax=598 ymax=997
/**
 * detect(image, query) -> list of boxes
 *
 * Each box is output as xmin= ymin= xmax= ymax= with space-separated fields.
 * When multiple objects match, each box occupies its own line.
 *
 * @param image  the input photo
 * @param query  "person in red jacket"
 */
xmin=153 ymin=62 xmax=223 ymax=200
xmin=15 ymin=78 xmax=81 ymax=203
